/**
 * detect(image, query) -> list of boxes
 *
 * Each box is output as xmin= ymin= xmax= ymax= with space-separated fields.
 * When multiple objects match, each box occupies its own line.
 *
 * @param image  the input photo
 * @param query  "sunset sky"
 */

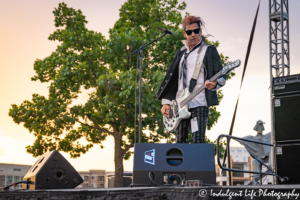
xmin=0 ymin=0 xmax=299 ymax=171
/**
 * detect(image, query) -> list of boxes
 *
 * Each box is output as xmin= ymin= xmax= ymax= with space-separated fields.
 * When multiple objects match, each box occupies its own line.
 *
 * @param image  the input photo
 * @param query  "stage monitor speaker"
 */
xmin=22 ymin=150 xmax=83 ymax=190
xmin=273 ymin=94 xmax=300 ymax=143
xmin=276 ymin=143 xmax=300 ymax=184
xmin=133 ymin=143 xmax=216 ymax=186
xmin=273 ymin=74 xmax=300 ymax=96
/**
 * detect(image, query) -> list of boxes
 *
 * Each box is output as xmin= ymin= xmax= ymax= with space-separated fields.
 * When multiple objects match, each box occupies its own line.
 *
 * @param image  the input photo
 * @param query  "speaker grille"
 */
xmin=276 ymin=144 xmax=300 ymax=184
xmin=274 ymin=94 xmax=300 ymax=142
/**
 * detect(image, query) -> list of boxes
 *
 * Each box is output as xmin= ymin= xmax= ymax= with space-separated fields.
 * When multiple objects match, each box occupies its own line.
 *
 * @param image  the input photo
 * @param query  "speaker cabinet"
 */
xmin=276 ymin=144 xmax=300 ymax=184
xmin=22 ymin=150 xmax=83 ymax=189
xmin=273 ymin=94 xmax=300 ymax=143
xmin=133 ymin=143 xmax=216 ymax=186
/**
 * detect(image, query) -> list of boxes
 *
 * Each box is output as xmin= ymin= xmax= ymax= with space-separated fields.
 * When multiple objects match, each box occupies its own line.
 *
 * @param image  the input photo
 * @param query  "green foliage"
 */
xmin=9 ymin=0 xmax=232 ymax=178
xmin=206 ymin=137 xmax=227 ymax=159
xmin=10 ymin=2 xmax=107 ymax=158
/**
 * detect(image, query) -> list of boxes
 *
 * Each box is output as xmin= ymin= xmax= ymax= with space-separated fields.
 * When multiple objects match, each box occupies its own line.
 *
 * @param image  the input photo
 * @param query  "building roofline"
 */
xmin=0 ymin=163 xmax=32 ymax=167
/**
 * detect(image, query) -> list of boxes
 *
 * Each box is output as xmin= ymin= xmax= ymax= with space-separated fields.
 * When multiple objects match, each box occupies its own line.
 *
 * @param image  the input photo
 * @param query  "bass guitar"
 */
xmin=163 ymin=59 xmax=241 ymax=132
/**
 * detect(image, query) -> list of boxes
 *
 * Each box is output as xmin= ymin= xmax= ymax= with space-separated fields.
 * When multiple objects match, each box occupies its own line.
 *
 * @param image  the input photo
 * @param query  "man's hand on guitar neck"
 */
xmin=161 ymin=104 xmax=170 ymax=118
xmin=205 ymin=79 xmax=217 ymax=90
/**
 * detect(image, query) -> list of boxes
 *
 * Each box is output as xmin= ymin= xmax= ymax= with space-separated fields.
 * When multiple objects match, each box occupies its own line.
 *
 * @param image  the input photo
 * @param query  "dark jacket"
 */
xmin=155 ymin=45 xmax=225 ymax=108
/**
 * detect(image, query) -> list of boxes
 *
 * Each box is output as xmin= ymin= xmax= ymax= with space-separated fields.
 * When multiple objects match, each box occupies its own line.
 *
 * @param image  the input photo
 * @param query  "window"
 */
xmin=222 ymin=181 xmax=227 ymax=186
xmin=231 ymin=150 xmax=235 ymax=152
xmin=1 ymin=176 xmax=5 ymax=186
xmin=84 ymin=183 xmax=88 ymax=188
xmin=216 ymin=169 xmax=220 ymax=177
xmin=20 ymin=176 xmax=24 ymax=181
xmin=237 ymin=149 xmax=242 ymax=152
xmin=221 ymin=164 xmax=227 ymax=176
xmin=232 ymin=164 xmax=244 ymax=177
xmin=7 ymin=176 xmax=13 ymax=184
xmin=91 ymin=183 xmax=95 ymax=188
xmin=222 ymin=170 xmax=227 ymax=176
xmin=84 ymin=176 xmax=89 ymax=181
xmin=98 ymin=183 xmax=104 ymax=188
xmin=13 ymin=169 xmax=21 ymax=171
xmin=98 ymin=176 xmax=104 ymax=181
xmin=91 ymin=176 xmax=95 ymax=180
xmin=14 ymin=176 xmax=19 ymax=183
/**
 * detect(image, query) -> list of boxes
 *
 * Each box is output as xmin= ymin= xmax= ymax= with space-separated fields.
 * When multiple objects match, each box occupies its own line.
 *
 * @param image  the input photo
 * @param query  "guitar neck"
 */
xmin=180 ymin=71 xmax=223 ymax=107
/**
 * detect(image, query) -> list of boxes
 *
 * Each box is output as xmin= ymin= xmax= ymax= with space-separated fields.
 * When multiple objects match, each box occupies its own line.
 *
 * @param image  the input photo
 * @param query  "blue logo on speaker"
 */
xmin=144 ymin=149 xmax=155 ymax=165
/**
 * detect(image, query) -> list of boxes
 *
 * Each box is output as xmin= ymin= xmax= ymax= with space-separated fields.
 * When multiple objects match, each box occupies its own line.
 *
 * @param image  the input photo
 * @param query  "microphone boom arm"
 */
xmin=131 ymin=33 xmax=167 ymax=56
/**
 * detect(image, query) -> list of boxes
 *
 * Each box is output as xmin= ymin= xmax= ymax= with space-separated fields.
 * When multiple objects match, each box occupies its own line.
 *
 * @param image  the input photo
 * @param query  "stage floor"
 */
xmin=1 ymin=185 xmax=300 ymax=200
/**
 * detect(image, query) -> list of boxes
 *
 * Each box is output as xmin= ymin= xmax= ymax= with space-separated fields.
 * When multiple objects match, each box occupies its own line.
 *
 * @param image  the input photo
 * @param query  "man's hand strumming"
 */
xmin=161 ymin=104 xmax=170 ymax=118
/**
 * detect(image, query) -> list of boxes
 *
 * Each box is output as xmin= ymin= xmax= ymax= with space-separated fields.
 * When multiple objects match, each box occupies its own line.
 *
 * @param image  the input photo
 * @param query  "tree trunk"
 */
xmin=113 ymin=133 xmax=123 ymax=187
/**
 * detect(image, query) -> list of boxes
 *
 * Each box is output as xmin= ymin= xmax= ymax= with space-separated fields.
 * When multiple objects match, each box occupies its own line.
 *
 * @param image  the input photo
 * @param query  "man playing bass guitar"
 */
xmin=156 ymin=15 xmax=226 ymax=143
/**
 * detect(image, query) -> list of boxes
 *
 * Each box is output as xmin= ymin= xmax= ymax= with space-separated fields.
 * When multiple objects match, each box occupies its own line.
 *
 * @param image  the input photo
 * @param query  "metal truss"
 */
xmin=269 ymin=0 xmax=290 ymax=185
xmin=269 ymin=0 xmax=290 ymax=77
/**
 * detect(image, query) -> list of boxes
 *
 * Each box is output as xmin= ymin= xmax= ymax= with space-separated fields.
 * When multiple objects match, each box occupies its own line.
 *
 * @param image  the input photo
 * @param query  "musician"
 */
xmin=156 ymin=15 xmax=226 ymax=143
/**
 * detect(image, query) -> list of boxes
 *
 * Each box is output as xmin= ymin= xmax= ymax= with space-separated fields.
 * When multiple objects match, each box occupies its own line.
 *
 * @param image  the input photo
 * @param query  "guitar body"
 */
xmin=163 ymin=88 xmax=191 ymax=132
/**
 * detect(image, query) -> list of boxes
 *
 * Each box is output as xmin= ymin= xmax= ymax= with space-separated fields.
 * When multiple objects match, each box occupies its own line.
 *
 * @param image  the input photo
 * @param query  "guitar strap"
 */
xmin=189 ymin=43 xmax=208 ymax=92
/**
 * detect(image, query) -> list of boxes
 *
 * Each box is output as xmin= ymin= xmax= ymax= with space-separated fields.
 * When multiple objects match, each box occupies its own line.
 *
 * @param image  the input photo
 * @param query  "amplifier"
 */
xmin=273 ymin=74 xmax=300 ymax=96
xmin=133 ymin=143 xmax=216 ymax=186
xmin=273 ymin=94 xmax=300 ymax=143
xmin=276 ymin=143 xmax=300 ymax=184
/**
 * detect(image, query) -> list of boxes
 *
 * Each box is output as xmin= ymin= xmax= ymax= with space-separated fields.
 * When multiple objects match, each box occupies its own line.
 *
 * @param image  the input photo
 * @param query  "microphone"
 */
xmin=159 ymin=28 xmax=174 ymax=36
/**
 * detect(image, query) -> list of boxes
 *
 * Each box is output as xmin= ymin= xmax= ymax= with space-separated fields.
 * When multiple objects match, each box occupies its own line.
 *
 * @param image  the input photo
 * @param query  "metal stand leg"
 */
xmin=227 ymin=137 xmax=232 ymax=186
xmin=259 ymin=163 xmax=263 ymax=185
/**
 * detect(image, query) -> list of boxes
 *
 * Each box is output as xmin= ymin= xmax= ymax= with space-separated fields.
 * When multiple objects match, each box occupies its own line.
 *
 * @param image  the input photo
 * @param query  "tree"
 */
xmin=9 ymin=0 xmax=233 ymax=187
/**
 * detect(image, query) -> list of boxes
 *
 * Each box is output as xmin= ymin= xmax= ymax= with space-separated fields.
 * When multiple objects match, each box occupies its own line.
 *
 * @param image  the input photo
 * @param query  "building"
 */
xmin=215 ymin=147 xmax=272 ymax=186
xmin=76 ymin=170 xmax=132 ymax=188
xmin=76 ymin=170 xmax=107 ymax=189
xmin=0 ymin=163 xmax=31 ymax=189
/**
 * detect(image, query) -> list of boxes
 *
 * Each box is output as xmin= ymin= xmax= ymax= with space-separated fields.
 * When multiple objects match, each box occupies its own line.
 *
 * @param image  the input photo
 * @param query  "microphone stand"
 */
xmin=249 ymin=154 xmax=288 ymax=184
xmin=131 ymin=33 xmax=167 ymax=143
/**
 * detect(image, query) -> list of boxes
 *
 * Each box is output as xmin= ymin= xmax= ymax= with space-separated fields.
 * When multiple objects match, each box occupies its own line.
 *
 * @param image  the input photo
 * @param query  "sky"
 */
xmin=0 ymin=0 xmax=299 ymax=172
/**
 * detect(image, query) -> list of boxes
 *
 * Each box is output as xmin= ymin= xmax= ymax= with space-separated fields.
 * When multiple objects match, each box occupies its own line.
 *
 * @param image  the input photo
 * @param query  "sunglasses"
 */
xmin=185 ymin=28 xmax=200 ymax=36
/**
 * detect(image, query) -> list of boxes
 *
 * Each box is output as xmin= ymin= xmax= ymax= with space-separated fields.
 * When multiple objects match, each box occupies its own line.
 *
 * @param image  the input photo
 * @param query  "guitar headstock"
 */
xmin=221 ymin=59 xmax=241 ymax=75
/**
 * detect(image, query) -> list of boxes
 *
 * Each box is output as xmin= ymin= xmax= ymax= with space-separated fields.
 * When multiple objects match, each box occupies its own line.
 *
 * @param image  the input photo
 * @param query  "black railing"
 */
xmin=216 ymin=134 xmax=274 ymax=185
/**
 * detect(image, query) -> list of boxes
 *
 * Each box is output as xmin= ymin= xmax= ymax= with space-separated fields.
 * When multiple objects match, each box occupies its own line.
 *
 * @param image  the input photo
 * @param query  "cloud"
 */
xmin=291 ymin=54 xmax=296 ymax=59
xmin=218 ymin=37 xmax=247 ymax=52
xmin=0 ymin=146 xmax=5 ymax=156
xmin=0 ymin=135 xmax=36 ymax=165
xmin=229 ymin=38 xmax=248 ymax=44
